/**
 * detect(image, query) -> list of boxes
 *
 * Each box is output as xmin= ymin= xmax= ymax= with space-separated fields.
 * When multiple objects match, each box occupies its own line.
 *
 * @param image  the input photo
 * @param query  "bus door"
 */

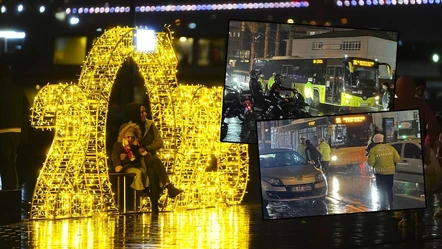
xmin=378 ymin=63 xmax=392 ymax=85
xmin=325 ymin=66 xmax=344 ymax=104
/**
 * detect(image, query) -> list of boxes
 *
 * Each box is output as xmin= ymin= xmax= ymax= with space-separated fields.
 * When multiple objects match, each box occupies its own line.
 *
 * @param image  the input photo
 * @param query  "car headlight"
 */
xmin=375 ymin=96 xmax=380 ymax=100
xmin=315 ymin=173 xmax=325 ymax=182
xmin=262 ymin=177 xmax=284 ymax=186
xmin=331 ymin=155 xmax=337 ymax=161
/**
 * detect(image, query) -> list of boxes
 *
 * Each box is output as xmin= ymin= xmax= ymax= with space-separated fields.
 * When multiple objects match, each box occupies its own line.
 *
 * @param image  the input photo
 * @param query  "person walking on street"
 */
xmin=317 ymin=138 xmax=331 ymax=176
xmin=367 ymin=134 xmax=400 ymax=210
xmin=305 ymin=140 xmax=322 ymax=168
xmin=0 ymin=55 xmax=30 ymax=190
xmin=395 ymin=76 xmax=439 ymax=227
xmin=381 ymin=82 xmax=391 ymax=111
xmin=297 ymin=136 xmax=307 ymax=160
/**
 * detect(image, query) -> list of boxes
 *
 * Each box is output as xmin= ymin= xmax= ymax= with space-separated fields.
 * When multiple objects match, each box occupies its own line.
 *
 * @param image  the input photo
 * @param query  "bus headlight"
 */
xmin=375 ymin=96 xmax=380 ymax=100
xmin=331 ymin=155 xmax=337 ymax=161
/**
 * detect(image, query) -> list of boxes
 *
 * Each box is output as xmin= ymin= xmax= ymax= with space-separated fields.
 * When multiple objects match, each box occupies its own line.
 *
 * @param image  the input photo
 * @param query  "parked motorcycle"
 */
xmin=223 ymin=86 xmax=245 ymax=121
xmin=244 ymin=89 xmax=311 ymax=131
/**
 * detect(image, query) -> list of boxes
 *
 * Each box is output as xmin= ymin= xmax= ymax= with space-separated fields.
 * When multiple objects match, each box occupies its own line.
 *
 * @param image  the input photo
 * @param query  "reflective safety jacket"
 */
xmin=267 ymin=76 xmax=275 ymax=89
xmin=367 ymin=143 xmax=400 ymax=175
xmin=304 ymin=81 xmax=313 ymax=99
xmin=318 ymin=142 xmax=331 ymax=161
xmin=297 ymin=143 xmax=307 ymax=159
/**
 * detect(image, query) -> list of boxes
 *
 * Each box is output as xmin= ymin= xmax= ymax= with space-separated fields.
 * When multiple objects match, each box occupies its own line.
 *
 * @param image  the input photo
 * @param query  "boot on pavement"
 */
xmin=166 ymin=183 xmax=183 ymax=198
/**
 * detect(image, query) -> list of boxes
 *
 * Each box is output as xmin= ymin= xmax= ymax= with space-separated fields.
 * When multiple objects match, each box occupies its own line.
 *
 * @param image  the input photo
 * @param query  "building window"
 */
xmin=312 ymin=42 xmax=323 ymax=50
xmin=240 ymin=50 xmax=250 ymax=63
xmin=342 ymin=41 xmax=361 ymax=51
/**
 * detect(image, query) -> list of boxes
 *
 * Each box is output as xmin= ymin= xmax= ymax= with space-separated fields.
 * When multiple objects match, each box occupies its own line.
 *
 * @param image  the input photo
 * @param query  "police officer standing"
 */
xmin=367 ymin=134 xmax=400 ymax=210
xmin=297 ymin=136 xmax=307 ymax=160
xmin=318 ymin=138 xmax=331 ymax=176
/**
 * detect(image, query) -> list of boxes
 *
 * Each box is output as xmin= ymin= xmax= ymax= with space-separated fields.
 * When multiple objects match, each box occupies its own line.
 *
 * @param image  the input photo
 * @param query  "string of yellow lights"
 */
xmin=30 ymin=26 xmax=249 ymax=219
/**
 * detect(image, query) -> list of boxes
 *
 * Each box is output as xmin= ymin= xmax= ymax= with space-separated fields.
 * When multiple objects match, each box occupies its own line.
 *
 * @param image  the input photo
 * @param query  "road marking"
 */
xmin=395 ymin=194 xmax=425 ymax=202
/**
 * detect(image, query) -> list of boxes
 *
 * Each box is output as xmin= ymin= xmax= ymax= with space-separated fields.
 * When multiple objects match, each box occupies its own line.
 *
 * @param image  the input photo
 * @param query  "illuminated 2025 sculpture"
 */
xmin=30 ymin=26 xmax=249 ymax=219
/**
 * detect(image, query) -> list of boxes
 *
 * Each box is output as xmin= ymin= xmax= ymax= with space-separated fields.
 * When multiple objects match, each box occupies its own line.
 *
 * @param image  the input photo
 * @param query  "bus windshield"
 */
xmin=348 ymin=67 xmax=378 ymax=90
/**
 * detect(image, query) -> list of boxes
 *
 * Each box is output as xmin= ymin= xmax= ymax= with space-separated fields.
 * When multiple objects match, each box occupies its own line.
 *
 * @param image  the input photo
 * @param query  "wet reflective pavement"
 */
xmin=221 ymin=116 xmax=257 ymax=144
xmin=2 ymin=203 xmax=442 ymax=248
xmin=264 ymin=165 xmax=425 ymax=220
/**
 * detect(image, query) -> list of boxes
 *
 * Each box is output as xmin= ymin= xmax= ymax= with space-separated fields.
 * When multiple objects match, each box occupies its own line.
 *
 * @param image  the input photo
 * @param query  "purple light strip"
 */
xmin=336 ymin=0 xmax=440 ymax=6
xmin=65 ymin=2 xmax=310 ymax=14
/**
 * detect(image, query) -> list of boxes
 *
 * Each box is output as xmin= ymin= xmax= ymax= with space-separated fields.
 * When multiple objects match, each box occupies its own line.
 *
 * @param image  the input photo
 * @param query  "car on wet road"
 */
xmin=389 ymin=139 xmax=424 ymax=184
xmin=259 ymin=148 xmax=328 ymax=207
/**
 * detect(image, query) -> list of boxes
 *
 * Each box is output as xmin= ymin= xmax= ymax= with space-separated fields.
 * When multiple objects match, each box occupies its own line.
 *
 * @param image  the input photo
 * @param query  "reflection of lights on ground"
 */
xmin=371 ymin=184 xmax=380 ymax=210
xmin=30 ymin=206 xmax=250 ymax=248
xmin=330 ymin=176 xmax=341 ymax=200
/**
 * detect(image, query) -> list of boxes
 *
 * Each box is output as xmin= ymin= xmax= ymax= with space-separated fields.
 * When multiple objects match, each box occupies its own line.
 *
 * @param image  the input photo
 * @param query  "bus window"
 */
xmin=282 ymin=65 xmax=292 ymax=77
xmin=350 ymin=67 xmax=378 ymax=90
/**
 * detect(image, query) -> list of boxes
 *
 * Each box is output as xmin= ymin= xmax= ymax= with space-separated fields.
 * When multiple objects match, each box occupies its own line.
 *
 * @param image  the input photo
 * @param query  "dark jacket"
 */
xmin=395 ymin=76 xmax=438 ymax=148
xmin=111 ymin=142 xmax=143 ymax=169
xmin=305 ymin=144 xmax=322 ymax=165
xmin=0 ymin=76 xmax=30 ymax=140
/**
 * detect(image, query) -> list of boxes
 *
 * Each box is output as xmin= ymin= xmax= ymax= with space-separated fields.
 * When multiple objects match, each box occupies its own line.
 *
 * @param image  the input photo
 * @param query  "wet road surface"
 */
xmin=2 ymin=202 xmax=442 ymax=248
xmin=264 ymin=165 xmax=425 ymax=219
xmin=221 ymin=104 xmax=383 ymax=144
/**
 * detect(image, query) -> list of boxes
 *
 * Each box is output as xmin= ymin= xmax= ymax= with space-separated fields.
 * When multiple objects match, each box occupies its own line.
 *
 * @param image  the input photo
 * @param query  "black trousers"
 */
xmin=321 ymin=161 xmax=330 ymax=175
xmin=375 ymin=173 xmax=394 ymax=207
xmin=0 ymin=133 xmax=21 ymax=190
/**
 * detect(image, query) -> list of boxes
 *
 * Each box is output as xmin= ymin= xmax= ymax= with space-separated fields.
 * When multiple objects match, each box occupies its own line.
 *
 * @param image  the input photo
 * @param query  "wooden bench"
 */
xmin=108 ymin=172 xmax=138 ymax=214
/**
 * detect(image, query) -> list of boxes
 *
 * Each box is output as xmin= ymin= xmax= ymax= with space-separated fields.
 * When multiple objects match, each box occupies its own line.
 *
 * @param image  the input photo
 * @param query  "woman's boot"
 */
xmin=166 ymin=183 xmax=183 ymax=198
xmin=151 ymin=198 xmax=159 ymax=215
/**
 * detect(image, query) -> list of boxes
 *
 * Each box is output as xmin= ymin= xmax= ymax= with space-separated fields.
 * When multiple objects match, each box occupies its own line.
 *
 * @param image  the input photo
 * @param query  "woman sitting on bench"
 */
xmin=111 ymin=123 xmax=150 ymax=194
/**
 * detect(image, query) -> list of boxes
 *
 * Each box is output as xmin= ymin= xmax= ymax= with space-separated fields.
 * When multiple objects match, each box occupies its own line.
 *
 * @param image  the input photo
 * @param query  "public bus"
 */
xmin=327 ymin=113 xmax=373 ymax=168
xmin=253 ymin=56 xmax=393 ymax=110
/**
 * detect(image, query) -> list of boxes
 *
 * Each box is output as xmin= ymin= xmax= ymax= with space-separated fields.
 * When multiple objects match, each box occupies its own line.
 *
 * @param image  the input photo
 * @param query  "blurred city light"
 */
xmin=179 ymin=36 xmax=187 ymax=42
xmin=135 ymin=29 xmax=156 ymax=52
xmin=17 ymin=4 xmax=23 ymax=12
xmin=188 ymin=23 xmax=197 ymax=29
xmin=39 ymin=6 xmax=45 ymax=13
xmin=432 ymin=53 xmax=440 ymax=63
xmin=0 ymin=31 xmax=26 ymax=39
xmin=1 ymin=6 xmax=6 ymax=13
xmin=69 ymin=17 xmax=80 ymax=25
xmin=287 ymin=18 xmax=294 ymax=23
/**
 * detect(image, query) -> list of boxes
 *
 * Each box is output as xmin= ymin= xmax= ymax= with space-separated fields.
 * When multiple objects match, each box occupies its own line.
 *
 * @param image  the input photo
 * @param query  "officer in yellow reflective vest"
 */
xmin=267 ymin=72 xmax=276 ymax=91
xmin=258 ymin=74 xmax=267 ymax=95
xmin=304 ymin=78 xmax=314 ymax=111
xmin=317 ymin=137 xmax=331 ymax=176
